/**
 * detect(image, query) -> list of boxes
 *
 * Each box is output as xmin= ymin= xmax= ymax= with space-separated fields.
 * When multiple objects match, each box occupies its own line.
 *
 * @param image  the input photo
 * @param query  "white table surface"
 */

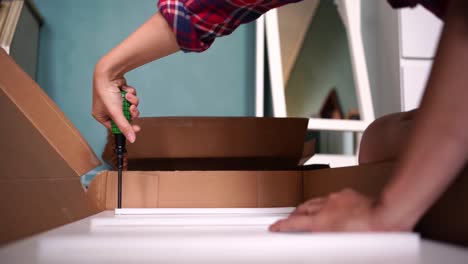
xmin=1 ymin=208 xmax=468 ymax=264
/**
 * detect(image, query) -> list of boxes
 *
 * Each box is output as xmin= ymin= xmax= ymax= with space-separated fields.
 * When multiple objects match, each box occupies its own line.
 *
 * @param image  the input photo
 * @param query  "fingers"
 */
xmin=92 ymin=108 xmax=112 ymax=130
xmin=122 ymin=85 xmax=137 ymax=96
xmin=112 ymin=78 xmax=127 ymax=90
xmin=101 ymin=120 xmax=112 ymax=130
xmin=123 ymin=86 xmax=140 ymax=121
xmin=269 ymin=215 xmax=323 ymax=232
xmin=92 ymin=74 xmax=143 ymax=141
xmin=291 ymin=197 xmax=325 ymax=216
xmin=111 ymin=85 xmax=140 ymax=140
xmin=132 ymin=124 xmax=141 ymax=133
xmin=125 ymin=92 xmax=139 ymax=106
xmin=130 ymin=105 xmax=140 ymax=120
xmin=108 ymin=109 xmax=136 ymax=143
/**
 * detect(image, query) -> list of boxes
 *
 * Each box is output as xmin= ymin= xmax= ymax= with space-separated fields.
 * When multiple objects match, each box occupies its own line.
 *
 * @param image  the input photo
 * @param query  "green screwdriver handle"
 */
xmin=111 ymin=90 xmax=131 ymax=135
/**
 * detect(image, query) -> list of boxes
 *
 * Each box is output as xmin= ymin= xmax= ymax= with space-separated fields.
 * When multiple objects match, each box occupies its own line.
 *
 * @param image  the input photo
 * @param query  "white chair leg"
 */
xmin=335 ymin=0 xmax=375 ymax=122
xmin=255 ymin=16 xmax=265 ymax=117
xmin=265 ymin=9 xmax=287 ymax=117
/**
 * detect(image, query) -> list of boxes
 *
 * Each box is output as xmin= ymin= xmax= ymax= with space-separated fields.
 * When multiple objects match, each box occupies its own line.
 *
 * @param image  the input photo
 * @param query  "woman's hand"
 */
xmin=90 ymin=12 xmax=179 ymax=142
xmin=92 ymin=68 xmax=141 ymax=143
xmin=269 ymin=189 xmax=407 ymax=232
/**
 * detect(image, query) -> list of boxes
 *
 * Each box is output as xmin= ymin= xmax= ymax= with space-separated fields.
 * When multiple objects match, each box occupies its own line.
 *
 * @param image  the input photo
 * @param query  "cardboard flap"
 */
xmin=0 ymin=49 xmax=100 ymax=177
xmin=0 ymin=50 xmax=100 ymax=245
xmin=299 ymin=139 xmax=316 ymax=165
xmin=102 ymin=117 xmax=313 ymax=170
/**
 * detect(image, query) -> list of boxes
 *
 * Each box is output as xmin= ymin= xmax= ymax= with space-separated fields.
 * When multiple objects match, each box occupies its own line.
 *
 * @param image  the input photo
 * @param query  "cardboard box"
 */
xmin=0 ymin=49 xmax=101 ymax=245
xmin=102 ymin=117 xmax=317 ymax=171
xmin=1 ymin=49 xmax=467 ymax=248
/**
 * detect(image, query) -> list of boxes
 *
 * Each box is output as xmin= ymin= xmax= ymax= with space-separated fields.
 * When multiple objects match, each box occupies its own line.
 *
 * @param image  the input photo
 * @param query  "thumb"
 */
xmin=109 ymin=110 xmax=136 ymax=143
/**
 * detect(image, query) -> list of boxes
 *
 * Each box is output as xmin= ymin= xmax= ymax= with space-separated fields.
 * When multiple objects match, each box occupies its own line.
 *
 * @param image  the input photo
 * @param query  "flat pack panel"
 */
xmin=39 ymin=211 xmax=420 ymax=264
xmin=114 ymin=207 xmax=295 ymax=215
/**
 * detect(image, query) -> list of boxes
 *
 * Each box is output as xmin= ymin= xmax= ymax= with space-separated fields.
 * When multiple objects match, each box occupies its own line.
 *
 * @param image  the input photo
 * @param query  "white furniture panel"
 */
xmin=399 ymin=6 xmax=442 ymax=59
xmin=401 ymin=60 xmax=432 ymax=111
xmin=2 ymin=209 xmax=468 ymax=264
xmin=0 ymin=210 xmax=426 ymax=264
xmin=305 ymin=153 xmax=358 ymax=167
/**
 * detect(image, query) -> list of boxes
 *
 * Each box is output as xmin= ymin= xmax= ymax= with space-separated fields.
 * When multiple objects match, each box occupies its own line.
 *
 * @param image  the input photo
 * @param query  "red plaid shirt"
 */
xmin=158 ymin=0 xmax=447 ymax=53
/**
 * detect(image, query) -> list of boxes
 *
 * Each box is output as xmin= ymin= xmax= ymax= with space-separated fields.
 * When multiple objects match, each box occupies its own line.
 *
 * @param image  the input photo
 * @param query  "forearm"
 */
xmin=375 ymin=0 xmax=468 ymax=230
xmin=95 ymin=12 xmax=179 ymax=79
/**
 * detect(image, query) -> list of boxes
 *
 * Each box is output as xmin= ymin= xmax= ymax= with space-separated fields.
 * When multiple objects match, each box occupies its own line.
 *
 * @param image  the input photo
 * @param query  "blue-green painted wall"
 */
xmin=34 ymin=0 xmax=255 ymax=168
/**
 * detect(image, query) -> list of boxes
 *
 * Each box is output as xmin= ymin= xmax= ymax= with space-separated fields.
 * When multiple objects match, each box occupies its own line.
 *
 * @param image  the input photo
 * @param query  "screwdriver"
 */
xmin=111 ymin=90 xmax=131 ymax=209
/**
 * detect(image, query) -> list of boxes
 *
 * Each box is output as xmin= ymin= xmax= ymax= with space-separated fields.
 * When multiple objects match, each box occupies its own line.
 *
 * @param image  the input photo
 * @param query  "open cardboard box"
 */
xmin=1 ymin=49 xmax=468 ymax=248
xmin=92 ymin=116 xmax=320 ymax=209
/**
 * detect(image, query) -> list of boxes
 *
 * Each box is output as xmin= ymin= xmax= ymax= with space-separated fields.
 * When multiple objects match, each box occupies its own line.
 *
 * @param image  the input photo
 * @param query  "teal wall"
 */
xmin=34 ymin=0 xmax=255 ymax=170
xmin=285 ymin=1 xmax=358 ymax=118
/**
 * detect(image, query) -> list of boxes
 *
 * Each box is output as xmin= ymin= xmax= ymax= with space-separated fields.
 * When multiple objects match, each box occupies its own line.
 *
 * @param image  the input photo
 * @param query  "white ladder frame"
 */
xmin=255 ymin=0 xmax=375 ymax=167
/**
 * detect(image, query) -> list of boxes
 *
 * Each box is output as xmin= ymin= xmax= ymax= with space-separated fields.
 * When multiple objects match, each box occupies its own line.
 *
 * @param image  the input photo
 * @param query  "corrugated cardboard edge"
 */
xmin=303 ymin=162 xmax=394 ymax=199
xmin=87 ymin=171 xmax=108 ymax=211
xmin=299 ymin=139 xmax=316 ymax=165
xmin=0 ymin=49 xmax=100 ymax=176
xmin=90 ymin=170 xmax=304 ymax=209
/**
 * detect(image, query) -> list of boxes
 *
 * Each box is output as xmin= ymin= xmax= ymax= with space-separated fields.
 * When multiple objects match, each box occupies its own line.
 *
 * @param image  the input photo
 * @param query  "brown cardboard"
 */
xmin=102 ymin=117 xmax=315 ymax=170
xmin=303 ymin=162 xmax=395 ymax=199
xmin=0 ymin=179 xmax=98 ymax=244
xmin=0 ymin=49 xmax=100 ymax=245
xmin=87 ymin=170 xmax=304 ymax=209
xmin=0 ymin=50 xmax=100 ymax=176
xmin=128 ymin=117 xmax=309 ymax=159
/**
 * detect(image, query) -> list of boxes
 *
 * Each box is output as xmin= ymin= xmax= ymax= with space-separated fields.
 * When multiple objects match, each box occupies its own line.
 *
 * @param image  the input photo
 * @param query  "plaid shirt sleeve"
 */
xmin=158 ymin=0 xmax=301 ymax=52
xmin=158 ymin=0 xmax=446 ymax=53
